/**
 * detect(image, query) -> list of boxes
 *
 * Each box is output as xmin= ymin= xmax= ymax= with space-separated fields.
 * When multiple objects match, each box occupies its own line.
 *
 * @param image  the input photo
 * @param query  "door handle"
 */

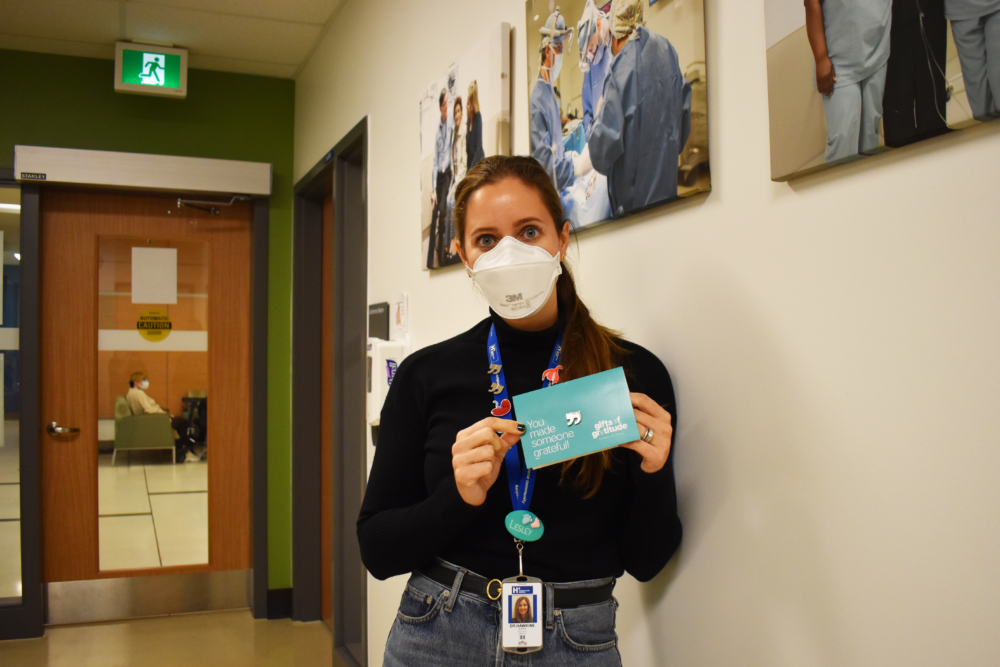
xmin=47 ymin=421 xmax=80 ymax=436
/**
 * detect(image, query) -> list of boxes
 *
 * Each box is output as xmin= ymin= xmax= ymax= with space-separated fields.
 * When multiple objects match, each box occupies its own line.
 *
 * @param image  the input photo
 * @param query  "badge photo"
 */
xmin=501 ymin=580 xmax=543 ymax=653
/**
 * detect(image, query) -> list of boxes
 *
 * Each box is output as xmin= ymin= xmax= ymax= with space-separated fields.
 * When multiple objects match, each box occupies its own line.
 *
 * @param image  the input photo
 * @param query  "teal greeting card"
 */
xmin=512 ymin=367 xmax=638 ymax=469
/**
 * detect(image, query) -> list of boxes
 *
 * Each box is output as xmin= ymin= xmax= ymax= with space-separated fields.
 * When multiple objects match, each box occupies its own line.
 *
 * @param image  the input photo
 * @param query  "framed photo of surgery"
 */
xmin=421 ymin=23 xmax=512 ymax=270
xmin=764 ymin=0 xmax=1000 ymax=181
xmin=524 ymin=0 xmax=710 ymax=230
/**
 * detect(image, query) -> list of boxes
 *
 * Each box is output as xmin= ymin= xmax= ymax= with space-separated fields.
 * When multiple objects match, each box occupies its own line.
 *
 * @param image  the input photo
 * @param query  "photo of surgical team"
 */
xmin=421 ymin=25 xmax=510 ymax=270
xmin=765 ymin=0 xmax=1000 ymax=181
xmin=525 ymin=0 xmax=710 ymax=229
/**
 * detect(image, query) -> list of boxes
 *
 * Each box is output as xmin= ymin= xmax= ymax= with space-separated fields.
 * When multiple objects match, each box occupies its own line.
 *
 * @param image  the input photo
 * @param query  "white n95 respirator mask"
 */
xmin=466 ymin=236 xmax=562 ymax=320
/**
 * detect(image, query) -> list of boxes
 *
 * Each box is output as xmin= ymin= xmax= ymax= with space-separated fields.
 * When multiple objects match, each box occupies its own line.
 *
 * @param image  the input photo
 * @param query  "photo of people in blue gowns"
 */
xmin=765 ymin=0 xmax=1000 ymax=181
xmin=421 ymin=24 xmax=511 ymax=270
xmin=525 ymin=0 xmax=711 ymax=230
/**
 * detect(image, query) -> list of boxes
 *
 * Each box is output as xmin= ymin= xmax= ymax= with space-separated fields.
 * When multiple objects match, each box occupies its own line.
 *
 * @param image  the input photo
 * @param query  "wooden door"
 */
xmin=40 ymin=188 xmax=252 ymax=582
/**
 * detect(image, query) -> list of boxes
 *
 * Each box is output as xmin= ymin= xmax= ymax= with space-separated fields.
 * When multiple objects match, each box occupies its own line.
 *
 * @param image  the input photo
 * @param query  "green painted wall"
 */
xmin=0 ymin=49 xmax=294 ymax=589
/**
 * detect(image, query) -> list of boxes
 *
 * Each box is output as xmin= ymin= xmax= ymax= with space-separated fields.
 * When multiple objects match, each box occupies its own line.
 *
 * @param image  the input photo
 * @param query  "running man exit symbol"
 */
xmin=141 ymin=54 xmax=165 ymax=85
xmin=116 ymin=43 xmax=186 ymax=97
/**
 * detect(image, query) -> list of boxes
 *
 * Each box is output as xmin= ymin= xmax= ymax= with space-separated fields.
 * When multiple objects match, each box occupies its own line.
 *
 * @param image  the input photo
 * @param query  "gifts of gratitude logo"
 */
xmin=592 ymin=416 xmax=629 ymax=439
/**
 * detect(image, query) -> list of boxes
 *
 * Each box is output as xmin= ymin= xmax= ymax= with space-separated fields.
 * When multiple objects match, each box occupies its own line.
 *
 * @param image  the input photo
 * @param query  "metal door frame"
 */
xmin=0 ymin=169 xmax=43 ymax=639
xmin=0 ymin=164 xmax=271 ymax=640
xmin=292 ymin=117 xmax=369 ymax=667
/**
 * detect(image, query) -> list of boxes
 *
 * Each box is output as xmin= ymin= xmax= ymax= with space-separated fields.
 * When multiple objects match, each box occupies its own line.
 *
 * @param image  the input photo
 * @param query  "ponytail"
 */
xmin=455 ymin=155 xmax=627 ymax=498
xmin=554 ymin=263 xmax=627 ymax=497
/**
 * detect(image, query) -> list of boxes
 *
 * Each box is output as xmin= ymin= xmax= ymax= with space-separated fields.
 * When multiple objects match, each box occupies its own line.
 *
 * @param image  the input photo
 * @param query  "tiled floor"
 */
xmin=143 ymin=458 xmax=209 ymax=493
xmin=0 ymin=520 xmax=21 ymax=599
xmin=98 ymin=452 xmax=209 ymax=570
xmin=98 ymin=462 xmax=152 ymax=515
xmin=0 ymin=610 xmax=333 ymax=667
xmin=0 ymin=430 xmax=210 ymax=598
xmin=0 ymin=483 xmax=18 ymax=520
xmin=98 ymin=515 xmax=162 ymax=571
xmin=0 ymin=423 xmax=18 ymax=484
xmin=149 ymin=492 xmax=209 ymax=566
xmin=0 ymin=421 xmax=20 ymax=600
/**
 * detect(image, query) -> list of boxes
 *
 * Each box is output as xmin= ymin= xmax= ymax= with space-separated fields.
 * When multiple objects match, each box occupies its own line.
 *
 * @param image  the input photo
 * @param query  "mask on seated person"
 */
xmin=140 ymin=380 xmax=150 ymax=390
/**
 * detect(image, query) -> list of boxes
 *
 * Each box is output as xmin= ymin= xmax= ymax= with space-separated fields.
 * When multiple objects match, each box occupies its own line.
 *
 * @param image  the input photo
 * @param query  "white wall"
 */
xmin=764 ymin=0 xmax=806 ymax=49
xmin=295 ymin=1 xmax=1000 ymax=665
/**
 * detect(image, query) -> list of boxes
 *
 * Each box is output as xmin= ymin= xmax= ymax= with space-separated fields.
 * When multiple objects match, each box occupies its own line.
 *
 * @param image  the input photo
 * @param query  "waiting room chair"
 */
xmin=112 ymin=396 xmax=176 ymax=465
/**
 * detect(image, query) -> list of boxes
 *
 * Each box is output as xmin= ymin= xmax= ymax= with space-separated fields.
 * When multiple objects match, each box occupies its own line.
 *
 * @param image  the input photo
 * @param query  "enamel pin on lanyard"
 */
xmin=487 ymin=324 xmax=562 ymax=654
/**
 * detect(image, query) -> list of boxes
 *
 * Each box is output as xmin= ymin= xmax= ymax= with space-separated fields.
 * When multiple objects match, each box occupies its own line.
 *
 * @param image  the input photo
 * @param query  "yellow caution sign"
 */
xmin=137 ymin=309 xmax=172 ymax=342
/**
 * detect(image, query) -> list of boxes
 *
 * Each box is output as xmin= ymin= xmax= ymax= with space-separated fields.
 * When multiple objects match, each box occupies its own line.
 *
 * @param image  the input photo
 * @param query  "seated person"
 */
xmin=126 ymin=371 xmax=197 ymax=462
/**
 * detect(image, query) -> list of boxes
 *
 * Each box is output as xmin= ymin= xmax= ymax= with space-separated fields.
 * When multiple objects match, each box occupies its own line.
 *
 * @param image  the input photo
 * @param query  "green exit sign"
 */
xmin=115 ymin=42 xmax=188 ymax=98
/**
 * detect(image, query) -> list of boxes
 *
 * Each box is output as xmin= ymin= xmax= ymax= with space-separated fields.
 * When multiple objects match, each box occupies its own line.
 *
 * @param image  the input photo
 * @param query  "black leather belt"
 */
xmin=418 ymin=562 xmax=614 ymax=609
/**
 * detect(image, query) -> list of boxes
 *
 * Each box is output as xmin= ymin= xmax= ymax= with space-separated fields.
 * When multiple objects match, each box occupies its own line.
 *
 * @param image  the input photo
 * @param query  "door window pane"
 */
xmin=0 ymin=185 xmax=21 ymax=604
xmin=97 ymin=237 xmax=209 ymax=570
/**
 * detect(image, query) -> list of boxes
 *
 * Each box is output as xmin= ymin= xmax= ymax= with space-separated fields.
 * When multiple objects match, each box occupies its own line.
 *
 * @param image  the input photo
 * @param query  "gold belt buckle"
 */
xmin=486 ymin=578 xmax=503 ymax=600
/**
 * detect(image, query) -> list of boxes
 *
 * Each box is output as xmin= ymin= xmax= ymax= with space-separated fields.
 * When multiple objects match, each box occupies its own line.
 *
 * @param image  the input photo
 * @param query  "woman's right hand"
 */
xmin=816 ymin=55 xmax=836 ymax=96
xmin=452 ymin=417 xmax=525 ymax=506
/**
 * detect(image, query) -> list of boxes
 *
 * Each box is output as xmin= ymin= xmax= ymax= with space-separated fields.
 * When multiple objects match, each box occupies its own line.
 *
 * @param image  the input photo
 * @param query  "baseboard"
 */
xmin=266 ymin=588 xmax=293 ymax=619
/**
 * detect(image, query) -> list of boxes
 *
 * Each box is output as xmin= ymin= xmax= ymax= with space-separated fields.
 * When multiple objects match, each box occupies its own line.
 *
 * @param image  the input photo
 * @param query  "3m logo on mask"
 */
xmin=505 ymin=293 xmax=523 ymax=303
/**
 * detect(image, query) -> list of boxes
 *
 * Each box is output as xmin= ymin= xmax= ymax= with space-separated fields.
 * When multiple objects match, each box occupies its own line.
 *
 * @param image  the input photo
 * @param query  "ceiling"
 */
xmin=0 ymin=0 xmax=346 ymax=79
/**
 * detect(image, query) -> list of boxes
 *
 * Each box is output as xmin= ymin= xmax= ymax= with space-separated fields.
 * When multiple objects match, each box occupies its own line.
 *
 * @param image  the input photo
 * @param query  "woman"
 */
xmin=358 ymin=155 xmax=681 ymax=665
xmin=465 ymin=80 xmax=486 ymax=170
xmin=513 ymin=596 xmax=533 ymax=623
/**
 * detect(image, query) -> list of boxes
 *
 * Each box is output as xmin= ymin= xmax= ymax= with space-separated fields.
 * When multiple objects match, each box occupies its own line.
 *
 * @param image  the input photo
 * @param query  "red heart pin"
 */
xmin=491 ymin=398 xmax=512 ymax=417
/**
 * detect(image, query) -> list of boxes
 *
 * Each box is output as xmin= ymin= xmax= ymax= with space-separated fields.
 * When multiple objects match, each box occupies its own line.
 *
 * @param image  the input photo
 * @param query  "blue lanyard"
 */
xmin=488 ymin=324 xmax=563 ymax=512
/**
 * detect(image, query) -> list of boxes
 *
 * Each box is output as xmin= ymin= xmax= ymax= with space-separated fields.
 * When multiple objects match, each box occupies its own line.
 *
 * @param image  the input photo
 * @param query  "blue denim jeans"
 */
xmin=383 ymin=560 xmax=622 ymax=666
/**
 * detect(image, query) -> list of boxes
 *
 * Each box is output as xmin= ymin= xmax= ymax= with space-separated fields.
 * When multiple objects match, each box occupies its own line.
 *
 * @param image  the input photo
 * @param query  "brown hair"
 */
xmin=454 ymin=155 xmax=626 ymax=498
xmin=513 ymin=596 xmax=533 ymax=622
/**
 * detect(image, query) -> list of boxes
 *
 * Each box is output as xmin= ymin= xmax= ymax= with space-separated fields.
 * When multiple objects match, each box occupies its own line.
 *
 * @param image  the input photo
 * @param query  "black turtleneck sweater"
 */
xmin=357 ymin=310 xmax=681 ymax=583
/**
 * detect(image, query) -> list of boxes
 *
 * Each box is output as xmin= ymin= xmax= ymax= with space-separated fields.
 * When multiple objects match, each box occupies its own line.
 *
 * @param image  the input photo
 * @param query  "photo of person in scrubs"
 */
xmin=427 ymin=87 xmax=454 ymax=269
xmin=577 ymin=0 xmax=612 ymax=137
xmin=764 ymin=0 xmax=1000 ymax=180
xmin=466 ymin=81 xmax=486 ymax=171
xmin=947 ymin=0 xmax=1000 ymax=120
xmin=588 ymin=0 xmax=692 ymax=217
xmin=530 ymin=9 xmax=578 ymax=199
xmin=805 ymin=0 xmax=892 ymax=163
xmin=441 ymin=96 xmax=467 ymax=263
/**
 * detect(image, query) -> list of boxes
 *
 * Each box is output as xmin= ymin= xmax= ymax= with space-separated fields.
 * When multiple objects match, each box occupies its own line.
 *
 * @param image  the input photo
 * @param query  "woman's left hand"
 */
xmin=620 ymin=393 xmax=673 ymax=474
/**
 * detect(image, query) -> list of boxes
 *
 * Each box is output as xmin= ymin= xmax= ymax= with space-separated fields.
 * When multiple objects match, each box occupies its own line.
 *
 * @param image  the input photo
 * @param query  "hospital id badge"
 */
xmin=501 ymin=577 xmax=543 ymax=653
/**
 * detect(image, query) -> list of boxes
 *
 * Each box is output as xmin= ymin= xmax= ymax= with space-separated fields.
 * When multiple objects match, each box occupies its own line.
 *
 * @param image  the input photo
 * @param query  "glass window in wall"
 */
xmin=97 ymin=237 xmax=209 ymax=570
xmin=0 ymin=185 xmax=21 ymax=604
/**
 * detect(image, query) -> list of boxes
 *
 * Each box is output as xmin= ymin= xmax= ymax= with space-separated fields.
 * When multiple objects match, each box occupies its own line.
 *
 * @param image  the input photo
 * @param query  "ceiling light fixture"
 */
xmin=0 ymin=203 xmax=21 ymax=213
